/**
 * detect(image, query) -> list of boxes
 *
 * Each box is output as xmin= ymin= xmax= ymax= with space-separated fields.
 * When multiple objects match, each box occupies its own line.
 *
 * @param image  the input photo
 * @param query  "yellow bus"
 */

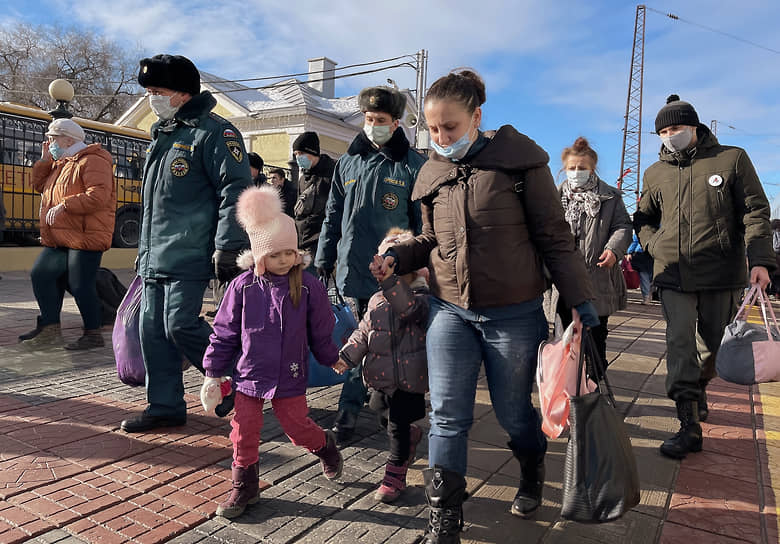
xmin=0 ymin=102 xmax=150 ymax=247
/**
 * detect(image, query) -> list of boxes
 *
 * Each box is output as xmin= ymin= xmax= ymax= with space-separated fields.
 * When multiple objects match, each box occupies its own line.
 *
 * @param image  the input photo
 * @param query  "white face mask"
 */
xmin=363 ymin=124 xmax=393 ymax=146
xmin=660 ymin=127 xmax=694 ymax=153
xmin=566 ymin=169 xmax=592 ymax=188
xmin=149 ymin=94 xmax=180 ymax=120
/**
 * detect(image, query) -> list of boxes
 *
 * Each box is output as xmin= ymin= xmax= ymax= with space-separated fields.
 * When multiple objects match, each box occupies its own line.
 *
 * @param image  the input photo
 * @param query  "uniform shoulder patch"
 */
xmin=223 ymin=128 xmax=237 ymax=139
xmin=226 ymin=140 xmax=243 ymax=163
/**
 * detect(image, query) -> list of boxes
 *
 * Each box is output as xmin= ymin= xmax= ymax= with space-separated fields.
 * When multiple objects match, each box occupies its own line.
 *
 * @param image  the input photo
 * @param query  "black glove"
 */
xmin=213 ymin=249 xmax=241 ymax=284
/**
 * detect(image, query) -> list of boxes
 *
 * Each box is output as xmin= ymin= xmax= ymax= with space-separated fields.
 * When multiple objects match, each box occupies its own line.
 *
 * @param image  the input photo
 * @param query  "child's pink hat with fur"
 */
xmin=236 ymin=185 xmax=301 ymax=275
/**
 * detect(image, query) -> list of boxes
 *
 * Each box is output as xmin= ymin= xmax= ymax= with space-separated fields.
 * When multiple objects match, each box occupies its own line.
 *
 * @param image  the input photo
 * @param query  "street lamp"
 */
xmin=48 ymin=79 xmax=74 ymax=119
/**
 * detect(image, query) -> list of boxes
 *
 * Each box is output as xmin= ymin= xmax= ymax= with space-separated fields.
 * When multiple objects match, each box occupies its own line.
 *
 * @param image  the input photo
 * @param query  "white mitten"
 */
xmin=201 ymin=376 xmax=228 ymax=414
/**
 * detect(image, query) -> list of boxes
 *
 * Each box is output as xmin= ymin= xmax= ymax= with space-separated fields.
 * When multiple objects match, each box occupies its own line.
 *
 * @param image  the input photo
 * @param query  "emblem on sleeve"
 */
xmin=223 ymin=128 xmax=237 ymax=138
xmin=170 ymin=157 xmax=189 ymax=177
xmin=708 ymin=174 xmax=723 ymax=187
xmin=226 ymin=140 xmax=243 ymax=163
xmin=382 ymin=192 xmax=399 ymax=210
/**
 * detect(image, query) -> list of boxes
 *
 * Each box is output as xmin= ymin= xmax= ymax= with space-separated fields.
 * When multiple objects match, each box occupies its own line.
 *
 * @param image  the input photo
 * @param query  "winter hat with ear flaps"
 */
xmin=236 ymin=185 xmax=301 ymax=275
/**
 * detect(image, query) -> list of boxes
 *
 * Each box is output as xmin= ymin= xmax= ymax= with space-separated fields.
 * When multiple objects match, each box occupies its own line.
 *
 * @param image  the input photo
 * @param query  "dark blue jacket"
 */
xmin=315 ymin=128 xmax=426 ymax=299
xmin=138 ymin=91 xmax=252 ymax=280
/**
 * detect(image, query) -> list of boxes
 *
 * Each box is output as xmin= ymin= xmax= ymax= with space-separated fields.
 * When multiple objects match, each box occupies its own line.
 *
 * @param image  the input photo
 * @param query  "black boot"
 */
xmin=331 ymin=410 xmax=357 ymax=444
xmin=508 ymin=443 xmax=545 ymax=518
xmin=698 ymin=383 xmax=709 ymax=422
xmin=660 ymin=400 xmax=703 ymax=459
xmin=420 ymin=466 xmax=467 ymax=544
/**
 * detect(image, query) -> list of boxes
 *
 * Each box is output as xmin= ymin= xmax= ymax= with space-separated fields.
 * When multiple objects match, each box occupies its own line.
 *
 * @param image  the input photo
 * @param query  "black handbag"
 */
xmin=561 ymin=330 xmax=640 ymax=522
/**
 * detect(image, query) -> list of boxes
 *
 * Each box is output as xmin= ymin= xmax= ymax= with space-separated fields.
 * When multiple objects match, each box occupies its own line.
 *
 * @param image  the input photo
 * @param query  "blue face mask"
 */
xmin=431 ymin=130 xmax=473 ymax=161
xmin=296 ymin=154 xmax=312 ymax=170
xmin=49 ymin=141 xmax=64 ymax=161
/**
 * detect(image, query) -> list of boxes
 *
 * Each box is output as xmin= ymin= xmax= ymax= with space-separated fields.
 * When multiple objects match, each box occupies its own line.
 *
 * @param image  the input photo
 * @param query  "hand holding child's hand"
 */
xmin=369 ymin=254 xmax=394 ymax=282
xmin=333 ymin=359 xmax=350 ymax=375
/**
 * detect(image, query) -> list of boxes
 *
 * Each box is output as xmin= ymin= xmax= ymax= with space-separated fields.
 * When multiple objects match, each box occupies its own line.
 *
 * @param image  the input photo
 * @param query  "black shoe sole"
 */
xmin=120 ymin=418 xmax=186 ymax=433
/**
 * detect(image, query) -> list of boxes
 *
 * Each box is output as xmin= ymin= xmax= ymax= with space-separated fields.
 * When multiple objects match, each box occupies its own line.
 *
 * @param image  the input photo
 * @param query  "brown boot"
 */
xmin=19 ymin=322 xmax=63 ymax=348
xmin=314 ymin=430 xmax=343 ymax=480
xmin=64 ymin=329 xmax=105 ymax=351
xmin=216 ymin=462 xmax=261 ymax=518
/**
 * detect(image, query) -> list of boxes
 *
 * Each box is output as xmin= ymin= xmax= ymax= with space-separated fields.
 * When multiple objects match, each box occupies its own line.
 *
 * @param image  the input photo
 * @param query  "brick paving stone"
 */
xmin=658 ymin=521 xmax=753 ymax=544
xmin=0 ymin=433 xmax=41 ymax=462
xmin=0 ymin=452 xmax=86 ymax=499
xmin=43 ymin=431 xmax=156 ymax=471
xmin=666 ymin=468 xmax=762 ymax=543
xmin=0 ymin=501 xmax=56 ymax=541
xmin=0 ymin=393 xmax=33 ymax=414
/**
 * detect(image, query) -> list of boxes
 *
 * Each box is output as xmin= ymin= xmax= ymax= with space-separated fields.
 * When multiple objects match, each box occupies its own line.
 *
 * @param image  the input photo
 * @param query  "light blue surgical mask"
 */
xmin=49 ymin=141 xmax=63 ymax=161
xmin=296 ymin=154 xmax=312 ymax=170
xmin=431 ymin=130 xmax=473 ymax=161
xmin=363 ymin=124 xmax=393 ymax=146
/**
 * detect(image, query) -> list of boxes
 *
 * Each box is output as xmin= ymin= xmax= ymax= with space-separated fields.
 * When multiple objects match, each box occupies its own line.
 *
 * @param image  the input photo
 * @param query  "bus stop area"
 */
xmin=0 ymin=268 xmax=778 ymax=544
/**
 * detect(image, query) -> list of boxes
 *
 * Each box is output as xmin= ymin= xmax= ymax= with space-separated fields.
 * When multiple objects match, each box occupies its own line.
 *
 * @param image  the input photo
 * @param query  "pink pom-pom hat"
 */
xmin=236 ymin=185 xmax=300 ymax=275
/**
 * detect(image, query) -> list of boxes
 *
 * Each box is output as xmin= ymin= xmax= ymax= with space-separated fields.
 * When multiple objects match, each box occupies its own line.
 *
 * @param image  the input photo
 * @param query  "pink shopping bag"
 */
xmin=537 ymin=316 xmax=597 ymax=438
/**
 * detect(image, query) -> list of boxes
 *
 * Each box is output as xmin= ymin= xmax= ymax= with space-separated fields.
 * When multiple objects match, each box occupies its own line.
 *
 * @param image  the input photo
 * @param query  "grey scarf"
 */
xmin=561 ymin=175 xmax=601 ymax=237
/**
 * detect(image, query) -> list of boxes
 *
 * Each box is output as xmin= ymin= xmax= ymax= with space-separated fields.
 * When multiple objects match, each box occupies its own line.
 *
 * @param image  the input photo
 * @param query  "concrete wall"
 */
xmin=2 ymin=248 xmax=137 ymax=272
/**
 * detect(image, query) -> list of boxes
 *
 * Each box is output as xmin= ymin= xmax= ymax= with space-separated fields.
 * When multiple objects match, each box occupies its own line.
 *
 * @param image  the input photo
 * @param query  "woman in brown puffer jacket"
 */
xmin=372 ymin=70 xmax=596 ymax=543
xmin=19 ymin=118 xmax=116 ymax=351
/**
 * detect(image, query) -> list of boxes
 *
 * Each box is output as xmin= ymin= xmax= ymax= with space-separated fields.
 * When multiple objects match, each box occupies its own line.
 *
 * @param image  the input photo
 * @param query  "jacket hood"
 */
xmin=659 ymin=123 xmax=719 ymax=164
xmin=413 ymin=125 xmax=549 ymax=199
xmin=65 ymin=143 xmax=112 ymax=164
xmin=347 ymin=126 xmax=410 ymax=162
xmin=308 ymin=153 xmax=336 ymax=176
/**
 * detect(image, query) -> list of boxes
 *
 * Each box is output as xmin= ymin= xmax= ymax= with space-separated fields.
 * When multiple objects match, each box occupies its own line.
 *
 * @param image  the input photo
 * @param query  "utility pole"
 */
xmin=618 ymin=5 xmax=646 ymax=214
xmin=414 ymin=49 xmax=429 ymax=149
xmin=710 ymin=119 xmax=718 ymax=136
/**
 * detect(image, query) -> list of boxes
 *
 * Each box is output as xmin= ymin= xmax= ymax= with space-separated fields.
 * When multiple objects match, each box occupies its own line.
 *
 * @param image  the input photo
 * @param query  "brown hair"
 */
xmin=561 ymin=137 xmax=598 ymax=169
xmin=425 ymin=69 xmax=486 ymax=113
xmin=268 ymin=168 xmax=285 ymax=178
xmin=287 ymin=262 xmax=304 ymax=307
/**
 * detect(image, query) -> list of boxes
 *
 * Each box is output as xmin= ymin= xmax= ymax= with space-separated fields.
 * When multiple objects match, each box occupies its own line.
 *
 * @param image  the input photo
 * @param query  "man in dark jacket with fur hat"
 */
xmin=315 ymin=86 xmax=426 ymax=442
xmin=634 ymin=94 xmax=775 ymax=459
xmin=122 ymin=54 xmax=251 ymax=433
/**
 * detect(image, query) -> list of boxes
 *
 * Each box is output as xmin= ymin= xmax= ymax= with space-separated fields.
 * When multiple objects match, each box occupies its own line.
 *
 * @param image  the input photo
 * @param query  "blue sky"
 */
xmin=6 ymin=0 xmax=780 ymax=212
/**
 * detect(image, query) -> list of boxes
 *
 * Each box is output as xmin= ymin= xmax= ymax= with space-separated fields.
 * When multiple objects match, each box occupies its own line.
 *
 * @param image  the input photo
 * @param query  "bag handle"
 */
xmin=575 ymin=327 xmax=617 ymax=405
xmin=735 ymin=284 xmax=760 ymax=321
xmin=756 ymin=286 xmax=780 ymax=341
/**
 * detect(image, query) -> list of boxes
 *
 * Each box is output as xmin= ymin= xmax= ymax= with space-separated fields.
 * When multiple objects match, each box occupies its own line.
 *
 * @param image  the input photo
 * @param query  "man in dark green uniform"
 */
xmin=121 ymin=54 xmax=251 ymax=433
xmin=634 ymin=94 xmax=775 ymax=458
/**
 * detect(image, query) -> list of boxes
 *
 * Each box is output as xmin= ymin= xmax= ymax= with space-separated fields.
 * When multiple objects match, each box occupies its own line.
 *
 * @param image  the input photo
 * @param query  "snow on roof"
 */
xmin=200 ymin=71 xmax=359 ymax=120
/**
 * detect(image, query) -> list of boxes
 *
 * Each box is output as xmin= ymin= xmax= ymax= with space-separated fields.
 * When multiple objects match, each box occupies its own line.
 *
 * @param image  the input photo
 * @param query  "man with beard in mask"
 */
xmin=316 ymin=86 xmax=426 ymax=443
xmin=634 ymin=94 xmax=775 ymax=460
xmin=121 ymin=54 xmax=251 ymax=433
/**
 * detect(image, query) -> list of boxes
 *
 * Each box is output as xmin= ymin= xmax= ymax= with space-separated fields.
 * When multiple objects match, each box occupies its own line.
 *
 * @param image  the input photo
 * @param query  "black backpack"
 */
xmin=95 ymin=268 xmax=128 ymax=325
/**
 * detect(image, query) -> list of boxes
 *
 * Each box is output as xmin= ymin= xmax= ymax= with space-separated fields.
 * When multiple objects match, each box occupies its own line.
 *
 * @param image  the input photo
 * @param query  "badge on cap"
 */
xmin=708 ymin=174 xmax=723 ymax=187
xmin=142 ymin=65 xmax=148 ymax=73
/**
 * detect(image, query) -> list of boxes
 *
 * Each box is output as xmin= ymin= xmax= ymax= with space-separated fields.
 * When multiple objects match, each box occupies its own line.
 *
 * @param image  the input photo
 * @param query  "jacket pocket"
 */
xmin=647 ymin=226 xmax=665 ymax=257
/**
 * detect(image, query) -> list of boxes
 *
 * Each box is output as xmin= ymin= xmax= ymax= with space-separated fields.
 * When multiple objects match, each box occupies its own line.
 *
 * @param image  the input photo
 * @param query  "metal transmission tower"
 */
xmin=618 ymin=4 xmax=646 ymax=214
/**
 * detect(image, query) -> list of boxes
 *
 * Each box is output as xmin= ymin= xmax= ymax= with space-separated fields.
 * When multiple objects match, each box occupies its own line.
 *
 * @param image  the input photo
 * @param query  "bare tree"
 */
xmin=0 ymin=22 xmax=142 ymax=122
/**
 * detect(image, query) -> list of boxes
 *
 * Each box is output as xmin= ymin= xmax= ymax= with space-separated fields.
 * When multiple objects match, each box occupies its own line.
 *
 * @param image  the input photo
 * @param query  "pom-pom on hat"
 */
xmin=236 ymin=185 xmax=301 ymax=275
xmin=138 ymin=54 xmax=200 ymax=96
xmin=358 ymin=86 xmax=406 ymax=120
xmin=655 ymin=94 xmax=699 ymax=133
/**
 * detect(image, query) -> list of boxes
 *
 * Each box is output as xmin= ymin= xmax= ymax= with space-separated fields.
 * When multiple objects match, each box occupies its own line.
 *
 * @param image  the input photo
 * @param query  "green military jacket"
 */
xmin=634 ymin=126 xmax=775 ymax=291
xmin=138 ymin=91 xmax=251 ymax=280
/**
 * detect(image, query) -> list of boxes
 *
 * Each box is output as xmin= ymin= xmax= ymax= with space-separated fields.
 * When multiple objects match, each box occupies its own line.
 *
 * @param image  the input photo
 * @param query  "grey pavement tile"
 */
xmin=541 ymin=510 xmax=661 ymax=544
xmin=30 ymin=529 xmax=88 ymax=543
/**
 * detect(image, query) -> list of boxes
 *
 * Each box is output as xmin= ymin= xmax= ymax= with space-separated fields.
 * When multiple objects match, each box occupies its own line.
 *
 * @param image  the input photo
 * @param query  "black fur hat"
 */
xmin=655 ymin=94 xmax=699 ymax=133
xmin=248 ymin=152 xmax=264 ymax=170
xmin=138 ymin=54 xmax=200 ymax=96
xmin=358 ymin=86 xmax=406 ymax=120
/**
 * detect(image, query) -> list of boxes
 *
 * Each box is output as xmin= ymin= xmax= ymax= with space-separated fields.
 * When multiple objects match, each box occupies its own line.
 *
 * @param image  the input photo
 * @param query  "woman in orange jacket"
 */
xmin=19 ymin=118 xmax=116 ymax=350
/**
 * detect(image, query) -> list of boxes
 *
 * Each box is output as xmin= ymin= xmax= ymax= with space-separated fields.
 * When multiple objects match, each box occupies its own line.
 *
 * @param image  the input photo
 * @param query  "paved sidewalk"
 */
xmin=0 ymin=269 xmax=777 ymax=543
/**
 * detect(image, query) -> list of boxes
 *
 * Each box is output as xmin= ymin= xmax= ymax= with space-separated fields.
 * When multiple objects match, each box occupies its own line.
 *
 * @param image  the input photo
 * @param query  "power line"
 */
xmin=646 ymin=6 xmax=780 ymax=55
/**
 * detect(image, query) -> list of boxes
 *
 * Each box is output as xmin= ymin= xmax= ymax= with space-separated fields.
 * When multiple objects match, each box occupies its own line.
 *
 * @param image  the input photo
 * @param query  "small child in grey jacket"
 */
xmin=339 ymin=228 xmax=429 ymax=503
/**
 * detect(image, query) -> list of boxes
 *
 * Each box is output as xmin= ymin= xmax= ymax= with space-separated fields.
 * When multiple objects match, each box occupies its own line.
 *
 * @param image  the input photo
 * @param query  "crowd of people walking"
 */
xmin=16 ymin=52 xmax=778 ymax=544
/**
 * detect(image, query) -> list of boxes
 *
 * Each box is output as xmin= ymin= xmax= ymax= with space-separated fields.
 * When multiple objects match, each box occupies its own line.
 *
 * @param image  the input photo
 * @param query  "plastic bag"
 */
xmin=621 ymin=259 xmax=640 ymax=289
xmin=308 ymin=283 xmax=356 ymax=387
xmin=112 ymin=275 xmax=145 ymax=386
xmin=537 ymin=316 xmax=596 ymax=438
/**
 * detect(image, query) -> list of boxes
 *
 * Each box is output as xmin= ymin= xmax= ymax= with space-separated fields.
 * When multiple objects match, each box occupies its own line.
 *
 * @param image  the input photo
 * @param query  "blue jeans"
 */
xmin=31 ymin=247 xmax=103 ymax=329
xmin=426 ymin=296 xmax=548 ymax=476
xmin=639 ymin=270 xmax=652 ymax=299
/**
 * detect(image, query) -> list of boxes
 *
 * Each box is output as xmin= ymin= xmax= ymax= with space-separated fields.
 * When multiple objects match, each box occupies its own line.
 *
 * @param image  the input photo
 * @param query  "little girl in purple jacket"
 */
xmin=202 ymin=185 xmax=348 ymax=519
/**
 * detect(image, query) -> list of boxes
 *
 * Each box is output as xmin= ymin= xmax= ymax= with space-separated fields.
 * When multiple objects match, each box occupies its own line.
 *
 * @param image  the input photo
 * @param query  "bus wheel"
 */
xmin=113 ymin=208 xmax=140 ymax=248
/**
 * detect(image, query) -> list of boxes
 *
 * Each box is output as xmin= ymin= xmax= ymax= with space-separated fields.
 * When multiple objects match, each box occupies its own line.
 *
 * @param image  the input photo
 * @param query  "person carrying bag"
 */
xmin=561 ymin=329 xmax=640 ymax=523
